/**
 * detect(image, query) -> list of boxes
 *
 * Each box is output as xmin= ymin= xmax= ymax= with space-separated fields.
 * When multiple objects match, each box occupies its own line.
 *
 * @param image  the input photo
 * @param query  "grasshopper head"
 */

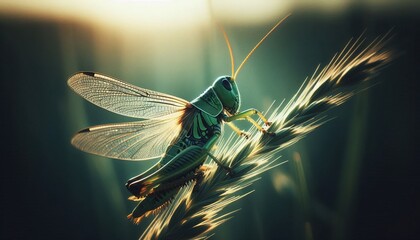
xmin=212 ymin=76 xmax=240 ymax=115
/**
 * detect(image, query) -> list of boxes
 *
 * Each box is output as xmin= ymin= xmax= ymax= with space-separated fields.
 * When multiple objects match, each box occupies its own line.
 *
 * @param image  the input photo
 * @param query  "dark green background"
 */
xmin=1 ymin=6 xmax=419 ymax=240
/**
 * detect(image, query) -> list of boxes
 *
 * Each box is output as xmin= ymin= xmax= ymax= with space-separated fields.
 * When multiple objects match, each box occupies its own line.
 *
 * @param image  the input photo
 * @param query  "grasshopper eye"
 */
xmin=222 ymin=79 xmax=232 ymax=91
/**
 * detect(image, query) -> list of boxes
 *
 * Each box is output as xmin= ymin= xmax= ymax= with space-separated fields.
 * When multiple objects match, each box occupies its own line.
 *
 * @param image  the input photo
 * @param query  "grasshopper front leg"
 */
xmin=224 ymin=108 xmax=272 ymax=137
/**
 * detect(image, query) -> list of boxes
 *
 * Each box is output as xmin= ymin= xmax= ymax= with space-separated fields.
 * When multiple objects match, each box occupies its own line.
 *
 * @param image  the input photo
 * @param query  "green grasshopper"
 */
xmin=68 ymin=16 xmax=289 ymax=223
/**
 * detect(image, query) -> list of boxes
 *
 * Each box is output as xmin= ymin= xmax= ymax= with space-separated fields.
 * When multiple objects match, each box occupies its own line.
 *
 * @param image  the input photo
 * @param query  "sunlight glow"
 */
xmin=271 ymin=171 xmax=292 ymax=193
xmin=0 ymin=0 xmax=210 ymax=33
xmin=1 ymin=0 xmax=416 ymax=34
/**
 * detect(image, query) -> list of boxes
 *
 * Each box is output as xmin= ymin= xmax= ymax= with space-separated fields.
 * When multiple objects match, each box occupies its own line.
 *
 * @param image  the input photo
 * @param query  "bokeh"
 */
xmin=1 ymin=1 xmax=419 ymax=239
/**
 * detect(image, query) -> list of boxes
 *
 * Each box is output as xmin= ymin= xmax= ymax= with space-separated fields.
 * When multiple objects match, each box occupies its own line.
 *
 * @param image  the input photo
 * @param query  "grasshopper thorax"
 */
xmin=212 ymin=76 xmax=240 ymax=115
xmin=190 ymin=76 xmax=240 ymax=117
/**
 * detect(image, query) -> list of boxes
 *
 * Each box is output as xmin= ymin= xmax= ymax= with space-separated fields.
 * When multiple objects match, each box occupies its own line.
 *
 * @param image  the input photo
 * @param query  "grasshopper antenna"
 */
xmin=219 ymin=25 xmax=235 ymax=78
xmin=233 ymin=13 xmax=291 ymax=80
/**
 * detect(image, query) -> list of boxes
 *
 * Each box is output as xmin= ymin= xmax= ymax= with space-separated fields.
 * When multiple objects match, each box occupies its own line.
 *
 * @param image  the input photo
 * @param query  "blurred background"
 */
xmin=0 ymin=0 xmax=419 ymax=239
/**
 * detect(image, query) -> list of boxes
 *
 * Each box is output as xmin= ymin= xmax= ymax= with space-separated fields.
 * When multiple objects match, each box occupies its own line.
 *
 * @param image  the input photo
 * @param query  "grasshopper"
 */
xmin=68 ymin=15 xmax=289 ymax=223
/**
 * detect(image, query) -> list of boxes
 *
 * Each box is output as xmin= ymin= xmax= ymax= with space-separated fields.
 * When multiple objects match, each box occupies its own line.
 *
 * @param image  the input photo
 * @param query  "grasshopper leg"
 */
xmin=224 ymin=108 xmax=273 ymax=135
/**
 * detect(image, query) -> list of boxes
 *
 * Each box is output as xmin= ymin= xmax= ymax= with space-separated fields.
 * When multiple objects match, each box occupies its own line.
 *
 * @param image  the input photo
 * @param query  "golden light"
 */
xmin=1 ymin=0 xmax=415 ymax=35
xmin=271 ymin=170 xmax=292 ymax=193
xmin=0 ymin=0 xmax=211 ymax=33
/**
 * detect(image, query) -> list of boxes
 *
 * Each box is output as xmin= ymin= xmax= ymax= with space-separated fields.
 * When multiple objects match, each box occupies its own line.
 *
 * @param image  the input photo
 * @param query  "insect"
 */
xmin=68 ymin=15 xmax=290 ymax=223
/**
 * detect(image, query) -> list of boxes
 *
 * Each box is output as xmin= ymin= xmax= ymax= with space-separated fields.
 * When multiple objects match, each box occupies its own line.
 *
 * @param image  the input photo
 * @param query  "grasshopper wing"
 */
xmin=71 ymin=111 xmax=188 ymax=161
xmin=68 ymin=72 xmax=189 ymax=119
xmin=68 ymin=72 xmax=194 ymax=160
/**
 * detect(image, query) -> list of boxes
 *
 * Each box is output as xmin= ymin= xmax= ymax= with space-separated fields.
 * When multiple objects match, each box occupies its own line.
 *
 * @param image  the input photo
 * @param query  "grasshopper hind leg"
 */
xmin=125 ymin=143 xmax=186 ymax=197
xmin=126 ymin=147 xmax=210 ymax=223
xmin=125 ymin=162 xmax=161 ymax=189
xmin=126 ymin=145 xmax=208 ymax=198
xmin=128 ymin=186 xmax=180 ymax=224
xmin=128 ymin=166 xmax=209 ymax=224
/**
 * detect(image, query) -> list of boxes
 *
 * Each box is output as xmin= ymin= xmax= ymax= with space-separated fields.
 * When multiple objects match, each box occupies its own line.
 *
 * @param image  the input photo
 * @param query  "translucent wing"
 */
xmin=71 ymin=111 xmax=186 ymax=161
xmin=68 ymin=72 xmax=189 ymax=119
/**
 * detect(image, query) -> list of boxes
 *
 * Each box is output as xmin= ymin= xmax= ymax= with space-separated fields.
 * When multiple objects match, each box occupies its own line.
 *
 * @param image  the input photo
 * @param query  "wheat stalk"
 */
xmin=139 ymin=34 xmax=393 ymax=240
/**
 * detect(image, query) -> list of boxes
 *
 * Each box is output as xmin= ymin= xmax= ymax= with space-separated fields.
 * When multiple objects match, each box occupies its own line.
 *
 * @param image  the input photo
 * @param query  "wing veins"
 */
xmin=68 ymin=72 xmax=189 ymax=119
